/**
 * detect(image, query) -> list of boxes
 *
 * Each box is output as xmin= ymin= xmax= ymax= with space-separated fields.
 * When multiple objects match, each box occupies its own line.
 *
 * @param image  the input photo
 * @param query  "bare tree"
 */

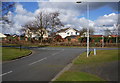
xmin=33 ymin=12 xmax=48 ymax=43
xmin=112 ymin=24 xmax=120 ymax=35
xmin=1 ymin=2 xmax=15 ymax=23
xmin=22 ymin=22 xmax=35 ymax=38
xmin=22 ymin=11 xmax=50 ymax=43
xmin=1 ymin=2 xmax=15 ymax=16
xmin=48 ymin=12 xmax=63 ymax=43
xmin=34 ymin=11 xmax=63 ymax=43
xmin=1 ymin=2 xmax=15 ymax=34
xmin=79 ymin=27 xmax=94 ymax=36
xmin=23 ymin=11 xmax=63 ymax=44
xmin=104 ymin=28 xmax=112 ymax=36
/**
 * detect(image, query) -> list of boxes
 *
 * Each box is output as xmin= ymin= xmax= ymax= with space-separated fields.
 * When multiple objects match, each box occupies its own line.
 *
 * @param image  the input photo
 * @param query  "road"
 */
xmin=2 ymin=47 xmax=119 ymax=81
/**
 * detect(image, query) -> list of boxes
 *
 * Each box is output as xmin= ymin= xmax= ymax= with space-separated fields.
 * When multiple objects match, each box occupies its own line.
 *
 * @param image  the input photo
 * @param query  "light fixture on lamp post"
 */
xmin=76 ymin=1 xmax=89 ymax=57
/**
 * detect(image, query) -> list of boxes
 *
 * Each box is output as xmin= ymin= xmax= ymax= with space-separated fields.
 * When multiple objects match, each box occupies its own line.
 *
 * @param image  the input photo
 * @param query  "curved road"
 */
xmin=2 ymin=47 xmax=119 ymax=81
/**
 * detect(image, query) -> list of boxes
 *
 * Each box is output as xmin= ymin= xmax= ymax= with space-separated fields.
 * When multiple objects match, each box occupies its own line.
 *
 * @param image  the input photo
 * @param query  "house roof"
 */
xmin=57 ymin=28 xmax=69 ymax=33
xmin=65 ymin=35 xmax=78 ymax=39
xmin=0 ymin=33 xmax=6 ymax=38
xmin=109 ymin=35 xmax=119 ymax=37
xmin=89 ymin=35 xmax=120 ymax=37
xmin=57 ymin=28 xmax=79 ymax=33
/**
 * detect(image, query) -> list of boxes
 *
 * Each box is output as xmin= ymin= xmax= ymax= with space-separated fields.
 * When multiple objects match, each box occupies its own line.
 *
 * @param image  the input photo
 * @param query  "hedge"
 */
xmin=78 ymin=37 xmax=120 ymax=43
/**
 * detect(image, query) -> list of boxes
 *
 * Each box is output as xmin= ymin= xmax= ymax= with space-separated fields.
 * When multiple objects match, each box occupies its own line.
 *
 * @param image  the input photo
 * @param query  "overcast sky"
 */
xmin=1 ymin=1 xmax=120 ymax=35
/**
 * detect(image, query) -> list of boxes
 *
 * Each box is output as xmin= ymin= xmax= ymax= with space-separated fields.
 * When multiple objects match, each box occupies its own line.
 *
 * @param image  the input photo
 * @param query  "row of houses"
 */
xmin=25 ymin=27 xmax=119 ymax=40
xmin=1 ymin=27 xmax=120 ymax=43
xmin=24 ymin=27 xmax=80 ymax=39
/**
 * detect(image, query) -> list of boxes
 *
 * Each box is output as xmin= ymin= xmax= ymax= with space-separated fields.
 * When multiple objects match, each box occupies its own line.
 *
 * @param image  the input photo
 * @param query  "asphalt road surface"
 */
xmin=2 ymin=47 xmax=119 ymax=81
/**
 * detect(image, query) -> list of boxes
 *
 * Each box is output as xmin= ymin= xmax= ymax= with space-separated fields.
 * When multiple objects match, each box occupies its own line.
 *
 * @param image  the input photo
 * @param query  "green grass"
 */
xmin=2 ymin=43 xmax=18 ymax=46
xmin=54 ymin=49 xmax=119 ymax=81
xmin=74 ymin=49 xmax=119 ymax=64
xmin=55 ymin=71 xmax=104 ymax=81
xmin=2 ymin=47 xmax=31 ymax=61
xmin=2 ymin=43 xmax=48 ymax=47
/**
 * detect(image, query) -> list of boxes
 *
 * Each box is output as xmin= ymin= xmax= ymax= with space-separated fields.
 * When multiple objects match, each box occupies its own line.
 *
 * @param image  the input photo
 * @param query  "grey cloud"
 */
xmin=39 ymin=2 xmax=119 ymax=14
xmin=2 ymin=2 xmax=119 ymax=35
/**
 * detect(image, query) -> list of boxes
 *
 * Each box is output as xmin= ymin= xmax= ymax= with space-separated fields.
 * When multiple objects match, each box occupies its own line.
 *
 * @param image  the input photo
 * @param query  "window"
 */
xmin=67 ymin=32 xmax=69 ymax=35
xmin=76 ymin=32 xmax=77 ymax=35
xmin=71 ymin=32 xmax=73 ymax=35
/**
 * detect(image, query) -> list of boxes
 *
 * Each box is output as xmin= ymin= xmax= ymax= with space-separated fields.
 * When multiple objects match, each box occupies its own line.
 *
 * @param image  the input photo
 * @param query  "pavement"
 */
xmin=2 ymin=47 xmax=119 ymax=81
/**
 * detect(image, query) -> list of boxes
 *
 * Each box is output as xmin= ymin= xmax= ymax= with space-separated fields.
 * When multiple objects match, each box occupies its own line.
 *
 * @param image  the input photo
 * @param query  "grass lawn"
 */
xmin=73 ymin=49 xmax=119 ymax=64
xmin=2 ymin=43 xmax=48 ymax=48
xmin=54 ymin=49 xmax=119 ymax=81
xmin=2 ymin=47 xmax=31 ymax=61
xmin=55 ymin=71 xmax=104 ymax=81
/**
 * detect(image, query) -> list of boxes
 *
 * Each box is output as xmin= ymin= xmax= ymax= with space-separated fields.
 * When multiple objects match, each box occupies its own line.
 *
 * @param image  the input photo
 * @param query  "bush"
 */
xmin=68 ymin=37 xmax=71 ymax=42
xmin=54 ymin=35 xmax=64 ymax=42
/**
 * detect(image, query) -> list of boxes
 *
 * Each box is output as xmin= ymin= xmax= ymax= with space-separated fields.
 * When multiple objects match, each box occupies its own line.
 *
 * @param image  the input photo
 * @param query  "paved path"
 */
xmin=2 ymin=47 xmax=119 ymax=81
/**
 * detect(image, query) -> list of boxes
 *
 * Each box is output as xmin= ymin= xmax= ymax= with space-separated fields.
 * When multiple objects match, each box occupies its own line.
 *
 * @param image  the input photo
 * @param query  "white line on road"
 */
xmin=52 ymin=52 xmax=60 ymax=56
xmin=29 ymin=57 xmax=47 ymax=66
xmin=29 ymin=49 xmax=64 ymax=65
xmin=52 ymin=49 xmax=64 ymax=56
xmin=41 ymin=48 xmax=46 ymax=49
xmin=0 ymin=71 xmax=13 ymax=77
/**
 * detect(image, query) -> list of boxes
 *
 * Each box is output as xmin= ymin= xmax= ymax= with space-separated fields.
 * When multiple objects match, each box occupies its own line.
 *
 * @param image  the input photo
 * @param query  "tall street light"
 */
xmin=76 ymin=1 xmax=89 ymax=57
xmin=114 ymin=24 xmax=118 ymax=45
xmin=102 ymin=25 xmax=106 ymax=48
xmin=102 ymin=35 xmax=104 ymax=48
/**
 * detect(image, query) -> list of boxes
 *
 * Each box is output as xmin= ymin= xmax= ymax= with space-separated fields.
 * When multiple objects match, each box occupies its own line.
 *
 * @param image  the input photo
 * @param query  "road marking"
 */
xmin=52 ymin=52 xmax=60 ymax=56
xmin=29 ymin=57 xmax=47 ymax=65
xmin=29 ymin=49 xmax=64 ymax=65
xmin=0 ymin=71 xmax=13 ymax=77
xmin=41 ymin=48 xmax=46 ymax=49
xmin=39 ymin=48 xmax=61 ymax=51
xmin=52 ymin=49 xmax=64 ymax=56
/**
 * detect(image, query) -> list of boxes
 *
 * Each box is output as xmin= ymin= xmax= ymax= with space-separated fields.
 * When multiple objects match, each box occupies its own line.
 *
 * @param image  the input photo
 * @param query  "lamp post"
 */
xmin=76 ymin=1 xmax=89 ymax=57
xmin=114 ymin=24 xmax=118 ymax=45
xmin=86 ymin=2 xmax=89 ymax=57
xmin=102 ymin=35 xmax=104 ymax=48
xmin=102 ymin=25 xmax=106 ymax=48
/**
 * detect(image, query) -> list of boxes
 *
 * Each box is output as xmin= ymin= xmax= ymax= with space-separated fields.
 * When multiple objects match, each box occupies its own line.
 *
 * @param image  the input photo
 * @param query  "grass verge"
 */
xmin=55 ymin=71 xmax=104 ymax=81
xmin=54 ymin=49 xmax=119 ymax=81
xmin=73 ymin=49 xmax=119 ymax=64
xmin=2 ymin=47 xmax=32 ymax=61
xmin=2 ymin=43 xmax=48 ymax=47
